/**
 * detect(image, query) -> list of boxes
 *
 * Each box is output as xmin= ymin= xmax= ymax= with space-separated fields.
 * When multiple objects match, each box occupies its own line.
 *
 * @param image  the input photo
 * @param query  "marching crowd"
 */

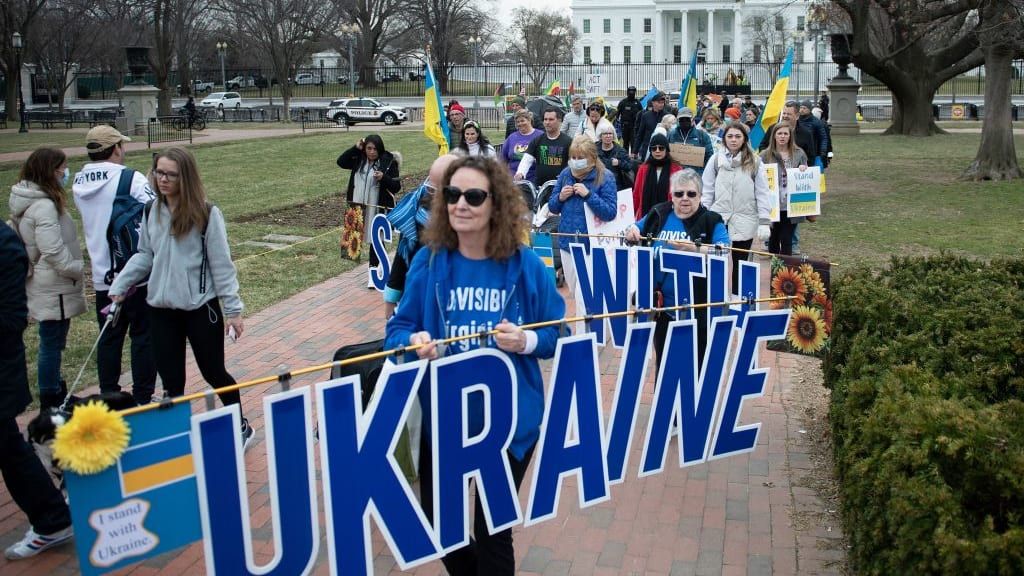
xmin=1 ymin=86 xmax=831 ymax=572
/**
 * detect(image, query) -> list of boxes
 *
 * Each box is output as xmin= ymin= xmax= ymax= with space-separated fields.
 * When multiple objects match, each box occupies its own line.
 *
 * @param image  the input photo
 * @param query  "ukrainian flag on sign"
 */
xmin=530 ymin=231 xmax=556 ymax=284
xmin=119 ymin=432 xmax=195 ymax=496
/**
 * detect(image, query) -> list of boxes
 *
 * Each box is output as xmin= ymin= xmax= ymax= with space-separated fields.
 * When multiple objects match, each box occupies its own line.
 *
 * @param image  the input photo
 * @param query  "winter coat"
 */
xmin=798 ymin=114 xmax=830 ymax=160
xmin=337 ymin=146 xmax=401 ymax=209
xmin=580 ymin=117 xmax=615 ymax=142
xmin=759 ymin=148 xmax=809 ymax=221
xmin=667 ymin=125 xmax=715 ymax=174
xmin=701 ymin=150 xmax=771 ymax=242
xmin=632 ymin=109 xmax=665 ymax=159
xmin=631 ymin=162 xmax=682 ymax=219
xmin=8 ymin=181 xmax=87 ymax=322
xmin=597 ymin=143 xmax=634 ymax=190
xmin=0 ymin=222 xmax=32 ymax=420
xmin=548 ymin=165 xmax=619 ymax=251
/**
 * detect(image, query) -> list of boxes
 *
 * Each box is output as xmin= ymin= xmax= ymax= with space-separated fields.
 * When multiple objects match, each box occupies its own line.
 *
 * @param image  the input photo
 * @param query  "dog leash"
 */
xmin=59 ymin=301 xmax=120 ymax=413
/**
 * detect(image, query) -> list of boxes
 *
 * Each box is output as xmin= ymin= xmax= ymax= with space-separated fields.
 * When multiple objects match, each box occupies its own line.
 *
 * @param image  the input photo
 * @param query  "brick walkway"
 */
xmin=0 ymin=262 xmax=846 ymax=575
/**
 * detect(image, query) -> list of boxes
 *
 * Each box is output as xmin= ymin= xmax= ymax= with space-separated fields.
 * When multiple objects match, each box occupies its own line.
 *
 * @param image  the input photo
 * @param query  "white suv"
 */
xmin=326 ymin=98 xmax=408 ymax=125
xmin=200 ymin=92 xmax=242 ymax=109
xmin=294 ymin=73 xmax=323 ymax=85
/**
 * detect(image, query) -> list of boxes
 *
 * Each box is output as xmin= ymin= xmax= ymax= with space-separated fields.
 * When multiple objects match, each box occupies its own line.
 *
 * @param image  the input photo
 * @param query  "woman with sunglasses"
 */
xmin=631 ymin=133 xmax=682 ymax=219
xmin=108 ymin=147 xmax=254 ymax=449
xmin=580 ymin=102 xmax=614 ymax=142
xmin=385 ymin=156 xmax=564 ymax=575
xmin=455 ymin=121 xmax=497 ymax=158
xmin=625 ymin=169 xmax=729 ymax=368
xmin=701 ymin=122 xmax=771 ymax=293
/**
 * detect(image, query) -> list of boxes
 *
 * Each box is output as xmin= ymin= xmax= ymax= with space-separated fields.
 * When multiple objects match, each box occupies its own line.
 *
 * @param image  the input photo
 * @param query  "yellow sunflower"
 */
xmin=799 ymin=264 xmax=826 ymax=295
xmin=343 ymin=230 xmax=361 ymax=260
xmin=787 ymin=305 xmax=828 ymax=354
xmin=813 ymin=292 xmax=833 ymax=333
xmin=52 ymin=402 xmax=131 ymax=475
xmin=771 ymin=267 xmax=807 ymax=305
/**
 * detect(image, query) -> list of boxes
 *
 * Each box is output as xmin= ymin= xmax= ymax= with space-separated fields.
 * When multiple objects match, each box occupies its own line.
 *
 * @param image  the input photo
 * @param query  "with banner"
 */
xmin=767 ymin=254 xmax=832 ymax=357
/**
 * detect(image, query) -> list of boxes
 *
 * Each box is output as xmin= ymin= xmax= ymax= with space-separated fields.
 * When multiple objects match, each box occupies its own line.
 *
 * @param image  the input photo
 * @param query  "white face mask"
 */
xmin=568 ymin=158 xmax=588 ymax=171
xmin=60 ymin=167 xmax=70 ymax=187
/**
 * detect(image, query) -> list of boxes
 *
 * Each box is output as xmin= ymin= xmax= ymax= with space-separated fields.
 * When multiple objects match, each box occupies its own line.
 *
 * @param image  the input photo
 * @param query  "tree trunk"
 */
xmin=885 ymin=80 xmax=945 ymax=136
xmin=961 ymin=45 xmax=1023 ymax=181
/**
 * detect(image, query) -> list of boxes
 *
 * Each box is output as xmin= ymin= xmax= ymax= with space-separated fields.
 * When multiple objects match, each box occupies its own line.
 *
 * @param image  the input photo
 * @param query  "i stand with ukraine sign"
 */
xmin=62 ymin=243 xmax=791 ymax=575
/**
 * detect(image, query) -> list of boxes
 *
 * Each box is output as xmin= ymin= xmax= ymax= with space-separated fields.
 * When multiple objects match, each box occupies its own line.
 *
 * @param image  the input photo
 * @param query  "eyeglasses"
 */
xmin=423 ymin=182 xmax=437 ymax=195
xmin=650 ymin=145 xmax=667 ymax=152
xmin=153 ymin=169 xmax=180 ymax=182
xmin=673 ymin=190 xmax=699 ymax=199
xmin=443 ymin=186 xmax=489 ymax=207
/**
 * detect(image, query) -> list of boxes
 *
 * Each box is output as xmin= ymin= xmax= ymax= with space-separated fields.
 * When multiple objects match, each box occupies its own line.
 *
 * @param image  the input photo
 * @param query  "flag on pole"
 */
xmin=518 ymin=82 xmax=526 ymax=97
xmin=750 ymin=47 xmax=794 ymax=149
xmin=640 ymin=84 xmax=660 ymax=109
xmin=544 ymin=80 xmax=561 ymax=96
xmin=677 ymin=48 xmax=698 ymax=113
xmin=493 ymin=83 xmax=508 ymax=107
xmin=564 ymin=81 xmax=575 ymax=108
xmin=423 ymin=59 xmax=450 ymax=155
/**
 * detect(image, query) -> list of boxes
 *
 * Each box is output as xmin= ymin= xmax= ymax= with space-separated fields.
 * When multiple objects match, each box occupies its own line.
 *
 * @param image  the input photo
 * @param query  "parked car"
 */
xmin=380 ymin=73 xmax=402 ymax=83
xmin=226 ymin=76 xmax=255 ymax=90
xmin=408 ymin=71 xmax=426 ymax=81
xmin=326 ymin=98 xmax=408 ymax=125
xmin=176 ymin=79 xmax=214 ymax=94
xmin=294 ymin=73 xmax=324 ymax=85
xmin=200 ymin=92 xmax=242 ymax=109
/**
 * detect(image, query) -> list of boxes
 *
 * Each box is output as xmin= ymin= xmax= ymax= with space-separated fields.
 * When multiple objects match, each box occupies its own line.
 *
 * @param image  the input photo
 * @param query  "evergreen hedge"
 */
xmin=824 ymin=256 xmax=1024 ymax=574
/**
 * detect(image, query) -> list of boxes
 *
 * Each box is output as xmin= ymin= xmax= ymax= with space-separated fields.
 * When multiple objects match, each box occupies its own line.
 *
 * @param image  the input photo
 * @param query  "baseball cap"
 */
xmin=512 ymin=96 xmax=526 ymax=106
xmin=677 ymin=107 xmax=695 ymax=119
xmin=86 ymin=125 xmax=131 ymax=150
xmin=653 ymin=91 xmax=666 ymax=101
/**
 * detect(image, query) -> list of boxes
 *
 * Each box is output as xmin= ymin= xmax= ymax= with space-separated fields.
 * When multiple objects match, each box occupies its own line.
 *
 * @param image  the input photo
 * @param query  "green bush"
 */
xmin=825 ymin=256 xmax=1024 ymax=574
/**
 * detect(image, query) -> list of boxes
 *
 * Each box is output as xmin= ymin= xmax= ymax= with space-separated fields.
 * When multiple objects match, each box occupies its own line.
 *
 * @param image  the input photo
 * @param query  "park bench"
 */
xmin=88 ymin=110 xmax=118 ymax=127
xmin=25 ymin=110 xmax=75 ymax=128
xmin=0 ymin=111 xmax=6 ymax=129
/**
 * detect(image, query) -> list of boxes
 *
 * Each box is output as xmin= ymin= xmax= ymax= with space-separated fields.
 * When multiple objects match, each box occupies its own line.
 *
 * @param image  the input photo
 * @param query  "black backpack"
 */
xmin=104 ymin=169 xmax=146 ymax=285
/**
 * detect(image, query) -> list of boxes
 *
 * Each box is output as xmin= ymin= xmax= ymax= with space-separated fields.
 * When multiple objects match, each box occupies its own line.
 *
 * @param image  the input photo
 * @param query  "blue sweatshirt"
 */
xmin=548 ymin=165 xmax=619 ymax=252
xmin=385 ymin=246 xmax=565 ymax=460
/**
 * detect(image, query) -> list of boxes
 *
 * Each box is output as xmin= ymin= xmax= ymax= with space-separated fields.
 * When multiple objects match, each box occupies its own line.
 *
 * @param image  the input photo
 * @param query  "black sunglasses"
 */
xmin=673 ymin=190 xmax=699 ymax=198
xmin=650 ymin=145 xmax=667 ymax=152
xmin=443 ymin=186 xmax=490 ymax=207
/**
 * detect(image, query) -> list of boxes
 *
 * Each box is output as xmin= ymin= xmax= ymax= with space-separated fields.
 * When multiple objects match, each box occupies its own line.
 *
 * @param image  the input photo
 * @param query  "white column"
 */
xmin=654 ymin=9 xmax=664 ymax=62
xmin=733 ymin=9 xmax=742 ymax=63
xmin=707 ymin=10 xmax=716 ymax=61
xmin=681 ymin=10 xmax=690 ymax=55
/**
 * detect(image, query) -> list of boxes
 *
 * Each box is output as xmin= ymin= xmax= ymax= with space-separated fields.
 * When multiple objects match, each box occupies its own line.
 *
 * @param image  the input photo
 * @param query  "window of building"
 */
xmin=723 ymin=45 xmax=731 ymax=63
xmin=583 ymin=46 xmax=591 ymax=64
xmin=775 ymin=16 xmax=785 ymax=31
xmin=698 ymin=18 xmax=705 ymax=32
xmin=623 ymin=45 xmax=631 ymax=63
xmin=603 ymin=46 xmax=611 ymax=63
xmin=604 ymin=19 xmax=611 ymax=34
xmin=624 ymin=19 xmax=631 ymax=33
xmin=643 ymin=45 xmax=652 ymax=63
xmin=673 ymin=18 xmax=681 ymax=33
xmin=673 ymin=45 xmax=681 ymax=63
xmin=754 ymin=44 xmax=763 ymax=63
xmin=644 ymin=18 xmax=652 ymax=33
xmin=795 ymin=43 xmax=804 ymax=62
xmin=583 ymin=19 xmax=590 ymax=34
xmin=797 ymin=16 xmax=805 ymax=31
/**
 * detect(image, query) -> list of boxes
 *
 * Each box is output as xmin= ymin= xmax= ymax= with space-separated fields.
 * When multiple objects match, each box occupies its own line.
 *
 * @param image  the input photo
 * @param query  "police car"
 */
xmin=326 ymin=98 xmax=408 ymax=125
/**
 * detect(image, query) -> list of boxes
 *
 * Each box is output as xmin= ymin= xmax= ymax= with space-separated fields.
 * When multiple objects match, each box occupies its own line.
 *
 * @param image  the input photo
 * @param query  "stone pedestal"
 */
xmin=827 ymin=75 xmax=860 ymax=136
xmin=117 ymin=84 xmax=160 ymax=136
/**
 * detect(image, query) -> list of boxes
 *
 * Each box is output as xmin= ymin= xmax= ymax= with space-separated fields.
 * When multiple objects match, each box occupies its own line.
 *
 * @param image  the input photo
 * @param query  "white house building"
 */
xmin=571 ymin=0 xmax=817 ymax=65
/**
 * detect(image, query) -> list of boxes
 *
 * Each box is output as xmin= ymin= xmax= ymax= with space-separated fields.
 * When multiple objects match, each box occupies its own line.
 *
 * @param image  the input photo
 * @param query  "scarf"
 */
xmin=387 ymin=180 xmax=431 ymax=261
xmin=641 ymin=149 xmax=669 ymax=216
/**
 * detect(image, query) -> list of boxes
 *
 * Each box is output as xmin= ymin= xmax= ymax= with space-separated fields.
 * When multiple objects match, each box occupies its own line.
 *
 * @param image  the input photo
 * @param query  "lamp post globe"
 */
xmin=471 ymin=35 xmax=481 ymax=109
xmin=340 ymin=24 xmax=358 ymax=97
xmin=216 ymin=42 xmax=228 ymax=89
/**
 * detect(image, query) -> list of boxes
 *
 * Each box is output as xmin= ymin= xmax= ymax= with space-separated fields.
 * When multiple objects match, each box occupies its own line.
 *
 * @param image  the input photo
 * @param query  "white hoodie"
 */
xmin=72 ymin=161 xmax=155 ymax=290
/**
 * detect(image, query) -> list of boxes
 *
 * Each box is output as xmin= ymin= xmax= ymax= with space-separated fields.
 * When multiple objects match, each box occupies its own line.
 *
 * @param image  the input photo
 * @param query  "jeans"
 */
xmin=791 ymin=224 xmax=801 ymax=255
xmin=95 ymin=287 xmax=157 ymax=404
xmin=37 ymin=320 xmax=70 ymax=397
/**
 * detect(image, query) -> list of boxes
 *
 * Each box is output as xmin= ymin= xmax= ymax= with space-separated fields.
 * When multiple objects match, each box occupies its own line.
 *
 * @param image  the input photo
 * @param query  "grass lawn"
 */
xmin=1 ymin=130 xmax=1022 ymax=401
xmin=0 ymin=129 xmax=91 ymax=155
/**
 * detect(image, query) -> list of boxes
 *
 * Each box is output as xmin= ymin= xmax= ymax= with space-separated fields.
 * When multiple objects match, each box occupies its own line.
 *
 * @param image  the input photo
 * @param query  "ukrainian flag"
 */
xmin=424 ymin=60 xmax=450 ymax=155
xmin=677 ymin=48 xmax=698 ymax=114
xmin=530 ymin=232 xmax=556 ymax=284
xmin=750 ymin=47 xmax=794 ymax=150
xmin=118 ymin=432 xmax=194 ymax=496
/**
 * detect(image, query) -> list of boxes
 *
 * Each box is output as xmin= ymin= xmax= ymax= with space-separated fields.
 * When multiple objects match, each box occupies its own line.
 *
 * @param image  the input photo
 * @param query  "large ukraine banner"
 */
xmin=64 ymin=244 xmax=791 ymax=575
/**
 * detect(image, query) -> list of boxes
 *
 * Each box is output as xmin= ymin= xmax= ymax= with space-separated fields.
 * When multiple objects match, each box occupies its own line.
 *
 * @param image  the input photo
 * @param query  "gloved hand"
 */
xmin=757 ymin=224 xmax=771 ymax=243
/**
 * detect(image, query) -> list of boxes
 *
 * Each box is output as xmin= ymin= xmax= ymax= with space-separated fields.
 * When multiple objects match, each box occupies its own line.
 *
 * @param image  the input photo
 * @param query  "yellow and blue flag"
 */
xmin=677 ymin=48 xmax=698 ymax=113
xmin=640 ymin=85 xmax=661 ymax=109
xmin=750 ymin=47 xmax=794 ymax=149
xmin=424 ymin=60 xmax=450 ymax=155
xmin=118 ymin=432 xmax=194 ymax=496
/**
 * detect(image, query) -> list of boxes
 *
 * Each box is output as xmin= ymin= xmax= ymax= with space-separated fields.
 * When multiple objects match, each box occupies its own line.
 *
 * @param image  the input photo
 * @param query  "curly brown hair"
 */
xmin=423 ymin=156 xmax=527 ymax=261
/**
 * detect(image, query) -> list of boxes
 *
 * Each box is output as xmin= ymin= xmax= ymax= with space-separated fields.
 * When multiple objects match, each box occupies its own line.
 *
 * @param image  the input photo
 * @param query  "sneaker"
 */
xmin=4 ymin=526 xmax=73 ymax=560
xmin=240 ymin=418 xmax=255 ymax=452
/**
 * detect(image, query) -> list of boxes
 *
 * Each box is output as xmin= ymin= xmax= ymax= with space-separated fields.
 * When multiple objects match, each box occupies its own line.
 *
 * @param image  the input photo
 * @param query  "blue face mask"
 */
xmin=60 ymin=167 xmax=70 ymax=187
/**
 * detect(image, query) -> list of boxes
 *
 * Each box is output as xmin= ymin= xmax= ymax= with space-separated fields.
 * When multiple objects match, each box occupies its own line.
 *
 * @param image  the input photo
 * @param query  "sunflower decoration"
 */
xmin=799 ymin=263 xmax=826 ymax=296
xmin=342 ymin=229 xmax=362 ymax=261
xmin=771 ymin=267 xmax=808 ymax=306
xmin=52 ymin=402 xmax=131 ymax=475
xmin=787 ymin=305 xmax=828 ymax=354
xmin=813 ymin=292 xmax=833 ymax=333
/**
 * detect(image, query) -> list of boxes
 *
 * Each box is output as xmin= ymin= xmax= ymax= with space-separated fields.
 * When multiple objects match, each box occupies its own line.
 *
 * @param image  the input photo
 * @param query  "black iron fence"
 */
xmin=146 ymin=116 xmax=192 ymax=147
xmin=69 ymin=59 xmax=1024 ymax=102
xmin=21 ymin=108 xmax=118 ymax=128
xmin=297 ymin=107 xmax=348 ymax=132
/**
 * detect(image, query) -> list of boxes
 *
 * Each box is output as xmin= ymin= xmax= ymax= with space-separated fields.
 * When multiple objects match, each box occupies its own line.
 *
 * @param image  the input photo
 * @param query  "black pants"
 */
xmin=653 ymin=309 xmax=708 ymax=379
xmin=730 ymin=239 xmax=754 ymax=295
xmin=149 ymin=300 xmax=241 ymax=410
xmin=769 ymin=213 xmax=796 ymax=256
xmin=0 ymin=418 xmax=71 ymax=535
xmin=621 ymin=123 xmax=636 ymax=154
xmin=95 ymin=287 xmax=156 ymax=404
xmin=418 ymin=432 xmax=535 ymax=576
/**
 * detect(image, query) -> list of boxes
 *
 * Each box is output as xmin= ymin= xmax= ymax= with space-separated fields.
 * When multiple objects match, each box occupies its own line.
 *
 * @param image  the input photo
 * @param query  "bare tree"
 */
xmin=334 ymin=0 xmax=409 ymax=88
xmin=174 ymin=0 xmax=214 ymax=97
xmin=217 ymin=0 xmax=335 ymax=119
xmin=742 ymin=12 xmax=792 ymax=86
xmin=1 ymin=0 xmax=47 ymax=122
xmin=507 ymin=9 xmax=577 ymax=94
xmin=31 ymin=2 xmax=104 ymax=111
xmin=409 ymin=0 xmax=488 ymax=93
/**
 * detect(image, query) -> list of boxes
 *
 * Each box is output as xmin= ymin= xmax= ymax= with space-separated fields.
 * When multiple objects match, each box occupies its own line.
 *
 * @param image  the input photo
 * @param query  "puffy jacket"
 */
xmin=667 ymin=125 xmax=715 ymax=174
xmin=548 ymin=165 xmax=619 ymax=251
xmin=8 ymin=181 xmax=87 ymax=322
xmin=701 ymin=150 xmax=771 ymax=242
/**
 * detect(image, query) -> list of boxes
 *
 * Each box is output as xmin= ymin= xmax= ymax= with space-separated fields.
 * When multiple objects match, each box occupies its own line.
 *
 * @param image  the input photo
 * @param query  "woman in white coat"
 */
xmin=8 ymin=148 xmax=87 ymax=409
xmin=701 ymin=122 xmax=771 ymax=294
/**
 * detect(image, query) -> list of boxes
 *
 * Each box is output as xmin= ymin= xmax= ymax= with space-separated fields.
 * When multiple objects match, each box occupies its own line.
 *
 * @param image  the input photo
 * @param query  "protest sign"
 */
xmin=584 ymin=188 xmax=634 ymax=248
xmin=670 ymin=143 xmax=706 ymax=168
xmin=767 ymin=255 xmax=832 ymax=357
xmin=762 ymin=163 xmax=781 ymax=222
xmin=368 ymin=213 xmax=392 ymax=291
xmin=786 ymin=166 xmax=822 ymax=217
xmin=585 ymin=74 xmax=607 ymax=98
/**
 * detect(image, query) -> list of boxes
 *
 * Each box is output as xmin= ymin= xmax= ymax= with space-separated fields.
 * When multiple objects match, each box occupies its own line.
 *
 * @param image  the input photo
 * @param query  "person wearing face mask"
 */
xmin=549 ymin=136 xmax=619 ymax=313
xmin=667 ymin=107 xmax=714 ymax=175
xmin=8 ymin=148 xmax=87 ymax=410
xmin=724 ymin=107 xmax=741 ymax=127
xmin=616 ymin=86 xmax=643 ymax=155
xmin=631 ymin=133 xmax=682 ymax=219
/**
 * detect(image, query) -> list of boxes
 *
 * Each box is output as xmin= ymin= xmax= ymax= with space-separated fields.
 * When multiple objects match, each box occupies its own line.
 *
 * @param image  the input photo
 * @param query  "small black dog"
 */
xmin=27 ymin=391 xmax=138 ymax=493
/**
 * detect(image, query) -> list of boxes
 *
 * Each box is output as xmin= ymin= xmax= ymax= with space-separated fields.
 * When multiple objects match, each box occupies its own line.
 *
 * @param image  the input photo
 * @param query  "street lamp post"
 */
xmin=470 ymin=35 xmax=481 ymax=109
xmin=807 ymin=16 xmax=825 ymax=98
xmin=339 ymin=24 xmax=358 ymax=97
xmin=216 ymin=42 xmax=227 ymax=89
xmin=13 ymin=32 xmax=28 ymax=133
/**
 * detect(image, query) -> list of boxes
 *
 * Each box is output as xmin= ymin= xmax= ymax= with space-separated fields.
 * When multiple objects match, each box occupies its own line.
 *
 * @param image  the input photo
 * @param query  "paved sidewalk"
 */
xmin=0 ymin=263 xmax=846 ymax=575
